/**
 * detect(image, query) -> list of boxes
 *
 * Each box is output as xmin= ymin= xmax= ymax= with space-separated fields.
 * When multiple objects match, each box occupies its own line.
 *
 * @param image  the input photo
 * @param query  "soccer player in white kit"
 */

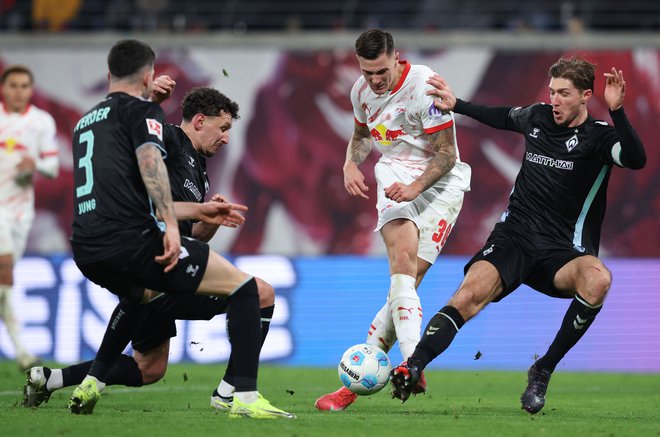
xmin=0 ymin=65 xmax=58 ymax=370
xmin=315 ymin=29 xmax=471 ymax=411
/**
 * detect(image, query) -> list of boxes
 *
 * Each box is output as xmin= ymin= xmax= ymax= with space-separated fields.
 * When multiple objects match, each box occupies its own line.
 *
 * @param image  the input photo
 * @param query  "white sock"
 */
xmin=83 ymin=375 xmax=106 ymax=392
xmin=217 ymin=379 xmax=235 ymax=398
xmin=0 ymin=285 xmax=30 ymax=358
xmin=388 ymin=274 xmax=422 ymax=360
xmin=234 ymin=391 xmax=258 ymax=404
xmin=366 ymin=302 xmax=396 ymax=353
xmin=46 ymin=369 xmax=63 ymax=391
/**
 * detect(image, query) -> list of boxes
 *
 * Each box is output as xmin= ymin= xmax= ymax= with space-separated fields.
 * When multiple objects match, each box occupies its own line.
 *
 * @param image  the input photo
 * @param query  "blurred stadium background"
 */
xmin=1 ymin=0 xmax=658 ymax=372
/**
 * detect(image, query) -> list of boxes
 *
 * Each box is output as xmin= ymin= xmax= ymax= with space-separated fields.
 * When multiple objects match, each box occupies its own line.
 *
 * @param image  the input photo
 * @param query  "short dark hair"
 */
xmin=548 ymin=56 xmax=596 ymax=92
xmin=355 ymin=29 xmax=394 ymax=60
xmin=181 ymin=87 xmax=240 ymax=122
xmin=107 ymin=39 xmax=155 ymax=79
xmin=1 ymin=65 xmax=34 ymax=84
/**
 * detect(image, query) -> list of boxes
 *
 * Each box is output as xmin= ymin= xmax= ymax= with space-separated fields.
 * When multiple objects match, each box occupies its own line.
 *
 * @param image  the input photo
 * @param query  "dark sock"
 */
xmin=225 ymin=278 xmax=261 ymax=391
xmin=410 ymin=306 xmax=465 ymax=370
xmin=63 ymin=355 xmax=143 ymax=387
xmin=536 ymin=294 xmax=602 ymax=373
xmin=106 ymin=354 xmax=144 ymax=387
xmin=62 ymin=360 xmax=93 ymax=387
xmin=88 ymin=298 xmax=147 ymax=382
xmin=223 ymin=304 xmax=274 ymax=387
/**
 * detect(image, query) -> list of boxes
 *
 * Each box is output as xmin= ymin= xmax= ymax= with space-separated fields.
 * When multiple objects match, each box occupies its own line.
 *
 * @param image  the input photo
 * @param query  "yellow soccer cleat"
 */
xmin=69 ymin=378 xmax=101 ymax=415
xmin=228 ymin=393 xmax=295 ymax=419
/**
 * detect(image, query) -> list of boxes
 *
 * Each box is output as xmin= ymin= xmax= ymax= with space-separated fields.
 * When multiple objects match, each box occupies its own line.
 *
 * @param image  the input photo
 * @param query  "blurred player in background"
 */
xmin=315 ymin=29 xmax=471 ymax=411
xmin=0 ymin=65 xmax=58 ymax=370
xmin=24 ymin=86 xmax=277 ymax=415
xmin=390 ymin=57 xmax=646 ymax=414
xmin=67 ymin=39 xmax=293 ymax=418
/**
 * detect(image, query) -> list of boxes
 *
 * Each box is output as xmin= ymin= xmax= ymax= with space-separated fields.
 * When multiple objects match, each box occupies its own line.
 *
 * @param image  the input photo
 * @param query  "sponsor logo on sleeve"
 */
xmin=146 ymin=118 xmax=163 ymax=141
xmin=428 ymin=102 xmax=445 ymax=120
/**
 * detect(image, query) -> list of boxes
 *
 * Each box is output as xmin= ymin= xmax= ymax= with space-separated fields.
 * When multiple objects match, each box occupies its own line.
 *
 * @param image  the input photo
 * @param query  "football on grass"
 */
xmin=338 ymin=343 xmax=391 ymax=395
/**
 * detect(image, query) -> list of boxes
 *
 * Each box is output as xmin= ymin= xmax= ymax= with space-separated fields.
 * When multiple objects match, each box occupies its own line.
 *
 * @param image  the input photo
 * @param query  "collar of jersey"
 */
xmin=390 ymin=61 xmax=411 ymax=94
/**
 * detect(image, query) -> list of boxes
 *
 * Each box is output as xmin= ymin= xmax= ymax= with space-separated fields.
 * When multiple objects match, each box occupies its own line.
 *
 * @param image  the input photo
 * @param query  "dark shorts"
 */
xmin=74 ymin=230 xmax=210 ymax=300
xmin=131 ymin=293 xmax=229 ymax=353
xmin=464 ymin=222 xmax=589 ymax=301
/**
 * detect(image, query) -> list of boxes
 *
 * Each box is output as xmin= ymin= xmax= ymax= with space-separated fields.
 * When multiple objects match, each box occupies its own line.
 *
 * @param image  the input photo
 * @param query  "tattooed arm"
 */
xmin=343 ymin=121 xmax=373 ymax=199
xmin=384 ymin=128 xmax=456 ymax=203
xmin=136 ymin=143 xmax=181 ymax=272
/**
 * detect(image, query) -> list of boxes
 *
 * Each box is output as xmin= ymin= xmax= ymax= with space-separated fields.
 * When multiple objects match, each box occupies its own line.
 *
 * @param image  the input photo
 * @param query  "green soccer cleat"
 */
xmin=210 ymin=389 xmax=233 ymax=411
xmin=228 ymin=393 xmax=295 ymax=419
xmin=22 ymin=367 xmax=52 ymax=408
xmin=69 ymin=378 xmax=101 ymax=415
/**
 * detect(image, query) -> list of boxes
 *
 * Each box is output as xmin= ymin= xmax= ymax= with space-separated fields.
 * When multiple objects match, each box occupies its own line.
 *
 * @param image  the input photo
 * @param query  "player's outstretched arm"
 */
xmin=426 ymin=74 xmax=513 ymax=130
xmin=190 ymin=194 xmax=240 ymax=242
xmin=173 ymin=201 xmax=247 ymax=226
xmin=603 ymin=67 xmax=646 ymax=170
xmin=426 ymin=74 xmax=457 ymax=112
xmin=343 ymin=121 xmax=372 ymax=200
xmin=136 ymin=143 xmax=181 ymax=272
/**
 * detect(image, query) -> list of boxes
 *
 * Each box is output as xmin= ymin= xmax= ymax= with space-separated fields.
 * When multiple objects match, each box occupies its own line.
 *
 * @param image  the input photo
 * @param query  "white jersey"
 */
xmin=0 ymin=104 xmax=59 ymax=222
xmin=351 ymin=62 xmax=470 ymax=192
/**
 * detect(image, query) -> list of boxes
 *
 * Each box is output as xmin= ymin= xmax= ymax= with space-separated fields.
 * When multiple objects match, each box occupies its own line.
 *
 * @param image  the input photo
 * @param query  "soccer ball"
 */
xmin=338 ymin=343 xmax=391 ymax=395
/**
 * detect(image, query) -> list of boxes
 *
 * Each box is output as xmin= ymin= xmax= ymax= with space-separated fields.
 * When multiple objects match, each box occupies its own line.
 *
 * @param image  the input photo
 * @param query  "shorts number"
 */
xmin=431 ymin=219 xmax=452 ymax=248
xmin=75 ymin=131 xmax=95 ymax=198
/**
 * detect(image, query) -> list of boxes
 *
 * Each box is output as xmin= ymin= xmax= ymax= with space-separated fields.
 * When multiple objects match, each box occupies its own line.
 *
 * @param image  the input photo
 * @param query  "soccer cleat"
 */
xmin=520 ymin=363 xmax=552 ymax=414
xmin=411 ymin=371 xmax=427 ymax=395
xmin=210 ymin=389 xmax=233 ymax=411
xmin=69 ymin=378 xmax=101 ymax=415
xmin=314 ymin=387 xmax=358 ymax=411
xmin=390 ymin=361 xmax=421 ymax=403
xmin=22 ymin=367 xmax=52 ymax=408
xmin=228 ymin=393 xmax=295 ymax=419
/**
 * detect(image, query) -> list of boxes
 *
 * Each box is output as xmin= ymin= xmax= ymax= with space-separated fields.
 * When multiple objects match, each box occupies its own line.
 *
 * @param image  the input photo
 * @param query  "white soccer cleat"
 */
xmin=22 ymin=367 xmax=52 ymax=408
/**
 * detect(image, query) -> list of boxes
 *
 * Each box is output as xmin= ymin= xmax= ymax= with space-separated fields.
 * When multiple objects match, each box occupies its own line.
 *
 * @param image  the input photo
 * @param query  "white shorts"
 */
xmin=374 ymin=162 xmax=464 ymax=265
xmin=0 ymin=211 xmax=32 ymax=260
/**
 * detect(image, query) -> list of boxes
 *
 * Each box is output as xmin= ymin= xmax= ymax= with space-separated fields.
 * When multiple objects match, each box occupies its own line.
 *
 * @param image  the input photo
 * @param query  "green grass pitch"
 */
xmin=1 ymin=361 xmax=658 ymax=436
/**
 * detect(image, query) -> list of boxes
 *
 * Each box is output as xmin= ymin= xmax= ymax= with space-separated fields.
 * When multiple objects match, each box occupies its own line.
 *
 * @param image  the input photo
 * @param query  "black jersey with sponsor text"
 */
xmin=163 ymin=124 xmax=209 ymax=237
xmin=71 ymin=92 xmax=167 ymax=263
xmin=502 ymin=103 xmax=620 ymax=255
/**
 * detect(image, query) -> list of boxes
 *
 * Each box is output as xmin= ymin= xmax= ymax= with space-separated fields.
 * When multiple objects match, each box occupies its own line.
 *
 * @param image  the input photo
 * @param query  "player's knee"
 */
xmin=389 ymin=251 xmax=417 ymax=276
xmin=140 ymin=360 xmax=168 ymax=385
xmin=256 ymin=277 xmax=275 ymax=308
xmin=587 ymin=263 xmax=611 ymax=298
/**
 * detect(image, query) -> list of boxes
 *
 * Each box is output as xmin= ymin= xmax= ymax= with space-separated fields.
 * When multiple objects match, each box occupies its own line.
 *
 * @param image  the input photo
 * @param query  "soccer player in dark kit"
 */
xmin=23 ymin=85 xmax=280 ymax=415
xmin=389 ymin=56 xmax=646 ymax=414
xmin=66 ymin=39 xmax=293 ymax=418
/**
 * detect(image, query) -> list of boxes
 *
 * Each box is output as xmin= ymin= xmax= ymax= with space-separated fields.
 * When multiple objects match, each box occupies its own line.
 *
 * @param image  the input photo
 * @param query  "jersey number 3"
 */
xmin=76 ymin=131 xmax=95 ymax=198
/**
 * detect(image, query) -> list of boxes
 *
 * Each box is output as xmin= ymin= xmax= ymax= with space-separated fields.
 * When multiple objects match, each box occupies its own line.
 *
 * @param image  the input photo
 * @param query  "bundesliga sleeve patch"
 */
xmin=146 ymin=118 xmax=163 ymax=141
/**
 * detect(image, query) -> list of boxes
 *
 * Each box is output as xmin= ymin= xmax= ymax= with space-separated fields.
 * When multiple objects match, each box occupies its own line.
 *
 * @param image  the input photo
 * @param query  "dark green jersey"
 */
xmin=71 ymin=92 xmax=167 ymax=263
xmin=163 ymin=124 xmax=209 ymax=237
xmin=500 ymin=103 xmax=620 ymax=254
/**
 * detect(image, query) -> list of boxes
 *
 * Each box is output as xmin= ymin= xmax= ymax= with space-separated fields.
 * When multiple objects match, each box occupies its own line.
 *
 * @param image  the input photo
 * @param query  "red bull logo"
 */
xmin=370 ymin=124 xmax=406 ymax=146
